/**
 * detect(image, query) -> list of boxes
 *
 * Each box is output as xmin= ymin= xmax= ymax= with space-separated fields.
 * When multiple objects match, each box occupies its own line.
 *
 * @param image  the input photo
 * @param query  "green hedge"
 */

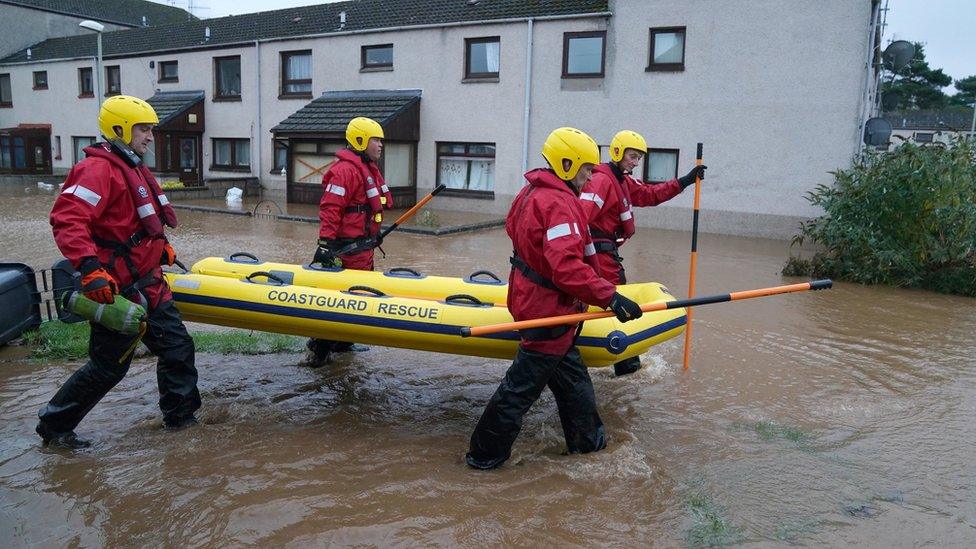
xmin=785 ymin=138 xmax=976 ymax=296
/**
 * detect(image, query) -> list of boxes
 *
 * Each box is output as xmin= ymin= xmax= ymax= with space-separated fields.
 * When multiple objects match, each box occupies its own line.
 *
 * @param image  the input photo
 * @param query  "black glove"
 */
xmin=608 ymin=292 xmax=643 ymax=322
xmin=678 ymin=165 xmax=707 ymax=189
xmin=313 ymin=240 xmax=340 ymax=268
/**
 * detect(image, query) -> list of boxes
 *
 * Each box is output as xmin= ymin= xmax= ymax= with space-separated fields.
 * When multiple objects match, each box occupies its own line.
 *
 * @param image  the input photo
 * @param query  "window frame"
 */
xmin=646 ymin=26 xmax=687 ymax=72
xmin=211 ymin=137 xmax=251 ymax=172
xmin=32 ymin=70 xmax=49 ymax=90
xmin=213 ymin=55 xmax=242 ymax=102
xmin=72 ymin=136 xmax=96 ymax=164
xmin=561 ymin=31 xmax=606 ymax=79
xmin=272 ymin=139 xmax=288 ymax=174
xmin=104 ymin=65 xmax=121 ymax=96
xmin=464 ymin=36 xmax=500 ymax=81
xmin=158 ymin=60 xmax=179 ymax=83
xmin=643 ymin=147 xmax=680 ymax=183
xmin=435 ymin=141 xmax=496 ymax=199
xmin=361 ymin=43 xmax=394 ymax=71
xmin=279 ymin=50 xmax=312 ymax=99
xmin=0 ymin=73 xmax=11 ymax=107
xmin=78 ymin=67 xmax=93 ymax=98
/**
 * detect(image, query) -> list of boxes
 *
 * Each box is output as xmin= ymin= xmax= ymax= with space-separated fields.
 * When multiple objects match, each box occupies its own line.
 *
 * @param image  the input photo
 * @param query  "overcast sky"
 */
xmin=155 ymin=0 xmax=975 ymax=93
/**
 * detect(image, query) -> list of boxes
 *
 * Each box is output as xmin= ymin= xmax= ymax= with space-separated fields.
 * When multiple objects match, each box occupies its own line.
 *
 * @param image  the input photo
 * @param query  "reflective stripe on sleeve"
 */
xmin=366 ymin=187 xmax=380 ymax=198
xmin=137 ymin=203 xmax=156 ymax=219
xmin=381 ymin=184 xmax=390 ymax=193
xmin=546 ymin=223 xmax=572 ymax=241
xmin=584 ymin=243 xmax=596 ymax=256
xmin=619 ymin=209 xmax=633 ymax=221
xmin=64 ymin=184 xmax=102 ymax=207
xmin=326 ymin=184 xmax=346 ymax=196
xmin=579 ymin=192 xmax=605 ymax=209
xmin=158 ymin=195 xmax=170 ymax=206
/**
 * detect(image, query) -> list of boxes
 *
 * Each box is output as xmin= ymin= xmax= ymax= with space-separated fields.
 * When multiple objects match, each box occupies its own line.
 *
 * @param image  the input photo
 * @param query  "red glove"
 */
xmin=79 ymin=258 xmax=119 ymax=304
xmin=161 ymin=241 xmax=176 ymax=266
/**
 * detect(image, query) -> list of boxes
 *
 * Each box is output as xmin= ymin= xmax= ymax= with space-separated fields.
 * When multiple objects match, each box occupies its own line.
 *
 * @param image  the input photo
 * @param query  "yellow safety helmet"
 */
xmin=98 ymin=95 xmax=159 ymax=144
xmin=542 ymin=127 xmax=600 ymax=180
xmin=609 ymin=130 xmax=647 ymax=162
xmin=346 ymin=116 xmax=384 ymax=152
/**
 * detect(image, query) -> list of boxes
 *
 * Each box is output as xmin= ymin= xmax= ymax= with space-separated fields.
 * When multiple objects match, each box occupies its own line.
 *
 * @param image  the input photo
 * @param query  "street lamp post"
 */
xmin=78 ymin=20 xmax=105 ymax=128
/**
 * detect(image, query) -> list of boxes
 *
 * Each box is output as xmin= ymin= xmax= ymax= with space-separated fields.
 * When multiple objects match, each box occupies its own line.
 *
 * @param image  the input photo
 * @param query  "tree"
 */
xmin=881 ymin=42 xmax=951 ymax=111
xmin=949 ymin=75 xmax=976 ymax=107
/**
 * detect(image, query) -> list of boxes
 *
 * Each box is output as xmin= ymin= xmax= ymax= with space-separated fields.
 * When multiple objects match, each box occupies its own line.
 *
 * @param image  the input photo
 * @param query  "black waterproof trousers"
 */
xmin=38 ymin=299 xmax=200 ymax=433
xmin=466 ymin=345 xmax=606 ymax=469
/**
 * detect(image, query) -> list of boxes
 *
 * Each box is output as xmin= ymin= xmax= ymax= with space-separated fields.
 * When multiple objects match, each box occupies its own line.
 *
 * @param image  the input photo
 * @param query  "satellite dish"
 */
xmin=863 ymin=117 xmax=893 ymax=146
xmin=883 ymin=40 xmax=916 ymax=71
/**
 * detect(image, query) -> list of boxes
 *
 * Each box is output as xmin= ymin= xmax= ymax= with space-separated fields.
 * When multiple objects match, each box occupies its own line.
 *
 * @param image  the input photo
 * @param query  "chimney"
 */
xmin=204 ymin=26 xmax=211 ymax=42
xmin=26 ymin=48 xmax=31 ymax=60
xmin=142 ymin=15 xmax=148 ymax=27
xmin=339 ymin=11 xmax=346 ymax=29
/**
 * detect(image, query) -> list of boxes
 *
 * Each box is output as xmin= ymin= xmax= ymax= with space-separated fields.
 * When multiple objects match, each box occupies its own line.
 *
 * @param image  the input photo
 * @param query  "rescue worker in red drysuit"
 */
xmin=37 ymin=95 xmax=200 ymax=449
xmin=580 ymin=130 xmax=706 ymax=376
xmin=466 ymin=127 xmax=645 ymax=470
xmin=305 ymin=116 xmax=393 ymax=365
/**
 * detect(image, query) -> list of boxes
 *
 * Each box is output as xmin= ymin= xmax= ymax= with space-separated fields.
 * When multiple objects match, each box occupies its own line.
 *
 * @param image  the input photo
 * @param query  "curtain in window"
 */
xmin=73 ymin=137 xmax=95 ymax=164
xmin=235 ymin=140 xmax=250 ymax=166
xmin=285 ymin=54 xmax=311 ymax=93
xmin=568 ymin=37 xmax=603 ymax=74
xmin=218 ymin=59 xmax=241 ymax=95
xmin=214 ymin=140 xmax=232 ymax=165
xmin=654 ymin=33 xmax=684 ymax=63
xmin=485 ymin=41 xmax=500 ymax=73
xmin=384 ymin=143 xmax=413 ymax=187
xmin=439 ymin=158 xmax=469 ymax=189
xmin=647 ymin=151 xmax=678 ymax=182
xmin=468 ymin=160 xmax=494 ymax=191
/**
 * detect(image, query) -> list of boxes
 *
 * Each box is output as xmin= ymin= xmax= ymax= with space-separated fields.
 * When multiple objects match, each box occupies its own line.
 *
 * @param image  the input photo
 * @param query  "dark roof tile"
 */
xmin=146 ymin=90 xmax=204 ymax=125
xmin=1 ymin=0 xmax=194 ymax=28
xmin=1 ymin=0 xmax=608 ymax=64
xmin=272 ymin=89 xmax=422 ymax=133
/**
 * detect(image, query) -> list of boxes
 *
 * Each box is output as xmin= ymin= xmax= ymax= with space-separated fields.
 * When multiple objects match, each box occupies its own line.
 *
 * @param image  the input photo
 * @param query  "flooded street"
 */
xmin=2 ymin=185 xmax=975 ymax=546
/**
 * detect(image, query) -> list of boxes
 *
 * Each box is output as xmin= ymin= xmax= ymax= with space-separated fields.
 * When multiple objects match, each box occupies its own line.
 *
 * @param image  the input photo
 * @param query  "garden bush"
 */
xmin=784 ymin=138 xmax=976 ymax=296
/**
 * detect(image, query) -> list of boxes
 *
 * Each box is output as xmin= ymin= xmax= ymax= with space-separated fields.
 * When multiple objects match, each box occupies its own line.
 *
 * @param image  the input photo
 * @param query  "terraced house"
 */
xmin=0 ymin=0 xmax=884 ymax=238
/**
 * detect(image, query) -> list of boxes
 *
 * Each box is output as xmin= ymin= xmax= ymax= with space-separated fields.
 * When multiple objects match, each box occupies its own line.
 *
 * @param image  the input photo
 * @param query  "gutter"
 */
xmin=521 ymin=18 xmax=534 ymax=174
xmin=0 ymin=12 xmax=612 ymax=66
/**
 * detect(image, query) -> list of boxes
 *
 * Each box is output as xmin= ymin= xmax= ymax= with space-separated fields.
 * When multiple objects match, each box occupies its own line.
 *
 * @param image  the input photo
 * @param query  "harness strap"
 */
xmin=519 ymin=325 xmax=571 ymax=341
xmin=91 ymin=230 xmax=162 ymax=294
xmin=510 ymin=253 xmax=559 ymax=291
xmin=345 ymin=204 xmax=369 ymax=214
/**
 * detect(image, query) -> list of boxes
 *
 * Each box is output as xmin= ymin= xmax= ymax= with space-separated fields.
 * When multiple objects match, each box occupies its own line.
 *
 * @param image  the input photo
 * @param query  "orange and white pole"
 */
xmin=682 ymin=143 xmax=704 ymax=370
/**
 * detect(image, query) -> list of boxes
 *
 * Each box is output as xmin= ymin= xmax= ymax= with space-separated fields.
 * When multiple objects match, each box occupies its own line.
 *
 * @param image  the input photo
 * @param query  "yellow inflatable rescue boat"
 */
xmin=165 ymin=254 xmax=686 ymax=367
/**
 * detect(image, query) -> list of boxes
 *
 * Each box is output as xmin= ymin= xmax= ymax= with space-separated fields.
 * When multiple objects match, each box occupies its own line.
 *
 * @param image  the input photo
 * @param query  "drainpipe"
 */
xmin=521 ymin=18 xmax=534 ymax=175
xmin=254 ymin=40 xmax=262 ymax=186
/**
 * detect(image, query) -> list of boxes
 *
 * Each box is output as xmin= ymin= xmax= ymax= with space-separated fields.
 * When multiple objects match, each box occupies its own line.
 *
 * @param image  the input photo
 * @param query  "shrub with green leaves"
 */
xmin=785 ymin=138 xmax=976 ymax=296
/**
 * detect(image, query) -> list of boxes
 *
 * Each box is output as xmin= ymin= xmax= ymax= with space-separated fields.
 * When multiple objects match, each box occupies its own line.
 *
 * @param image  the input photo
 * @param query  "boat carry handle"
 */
xmin=445 ymin=294 xmax=491 ymax=307
xmin=465 ymin=270 xmax=503 ymax=284
xmin=347 ymin=285 xmax=386 ymax=297
xmin=228 ymin=252 xmax=260 ymax=263
xmin=385 ymin=267 xmax=423 ymax=278
xmin=245 ymin=271 xmax=286 ymax=285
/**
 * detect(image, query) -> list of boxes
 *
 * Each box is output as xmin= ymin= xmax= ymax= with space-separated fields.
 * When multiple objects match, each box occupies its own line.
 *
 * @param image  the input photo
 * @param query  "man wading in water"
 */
xmin=466 ymin=127 xmax=643 ymax=469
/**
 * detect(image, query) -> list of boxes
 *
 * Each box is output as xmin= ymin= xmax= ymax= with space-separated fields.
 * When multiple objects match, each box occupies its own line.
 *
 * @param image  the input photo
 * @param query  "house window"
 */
xmin=72 ymin=136 xmax=96 ymax=164
xmin=915 ymin=132 xmax=934 ymax=143
xmin=105 ymin=65 xmax=121 ymax=95
xmin=280 ymin=50 xmax=312 ymax=97
xmin=361 ymin=44 xmax=393 ymax=70
xmin=272 ymin=140 xmax=287 ymax=174
xmin=33 ymin=71 xmax=48 ymax=90
xmin=214 ymin=56 xmax=241 ymax=100
xmin=159 ymin=60 xmax=178 ymax=82
xmin=464 ymin=37 xmax=500 ymax=80
xmin=436 ymin=142 xmax=495 ymax=196
xmin=382 ymin=142 xmax=415 ymax=188
xmin=212 ymin=138 xmax=250 ymax=170
xmin=647 ymin=27 xmax=686 ymax=72
xmin=644 ymin=148 xmax=679 ymax=183
xmin=78 ymin=67 xmax=93 ymax=97
xmin=0 ymin=73 xmax=11 ymax=107
xmin=562 ymin=31 xmax=606 ymax=78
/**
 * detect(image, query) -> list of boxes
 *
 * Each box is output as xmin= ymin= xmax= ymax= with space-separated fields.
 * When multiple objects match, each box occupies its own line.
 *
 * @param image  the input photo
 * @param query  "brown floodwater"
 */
xmin=1 ymin=184 xmax=975 ymax=546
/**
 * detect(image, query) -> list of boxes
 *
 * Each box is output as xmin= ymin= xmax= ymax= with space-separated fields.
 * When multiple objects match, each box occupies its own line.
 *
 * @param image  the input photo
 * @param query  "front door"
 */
xmin=177 ymin=136 xmax=199 ymax=185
